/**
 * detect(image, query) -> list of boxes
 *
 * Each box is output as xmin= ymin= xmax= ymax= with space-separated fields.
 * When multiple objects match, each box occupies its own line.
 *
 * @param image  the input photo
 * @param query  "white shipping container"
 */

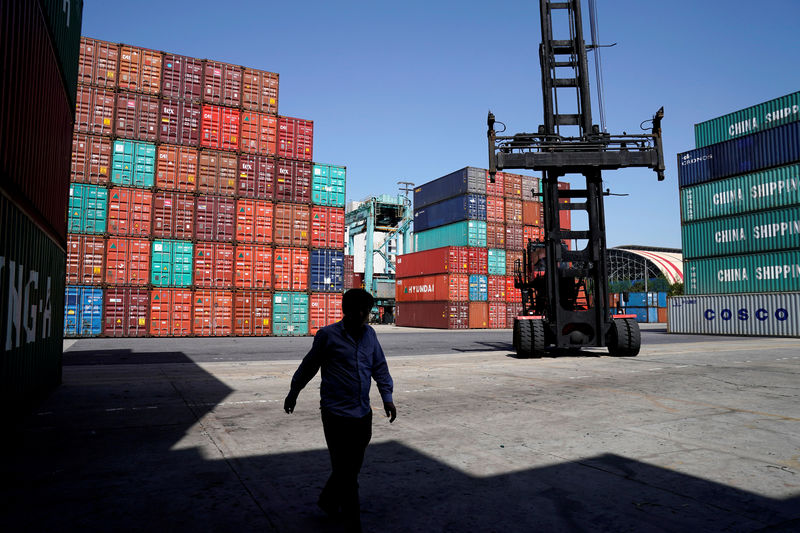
xmin=668 ymin=292 xmax=800 ymax=337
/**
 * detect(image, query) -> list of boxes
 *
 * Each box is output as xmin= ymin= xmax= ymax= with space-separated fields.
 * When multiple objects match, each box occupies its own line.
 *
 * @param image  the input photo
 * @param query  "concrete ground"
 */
xmin=3 ymin=326 xmax=800 ymax=532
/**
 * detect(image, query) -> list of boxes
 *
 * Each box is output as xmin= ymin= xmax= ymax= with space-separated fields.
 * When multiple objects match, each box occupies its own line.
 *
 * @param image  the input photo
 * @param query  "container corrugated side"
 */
xmin=680 ymin=163 xmax=800 ymax=223
xmin=234 ymin=290 xmax=272 ymax=336
xmin=395 ymin=301 xmax=469 ymax=329
xmin=395 ymin=247 xmax=468 ymax=277
xmin=413 ymin=194 xmax=486 ymax=233
xmin=413 ymin=167 xmax=487 ymax=209
xmin=694 ymin=91 xmax=800 ymax=148
xmin=414 ymin=221 xmax=487 ymax=252
xmin=38 ymin=0 xmax=84 ymax=109
xmin=681 ymin=205 xmax=800 ymax=259
xmin=234 ymin=244 xmax=273 ymax=289
xmin=1 ymin=194 xmax=65 ymax=414
xmin=668 ymin=292 xmax=800 ymax=337
xmin=685 ymin=249 xmax=800 ymax=295
xmin=103 ymin=287 xmax=148 ymax=337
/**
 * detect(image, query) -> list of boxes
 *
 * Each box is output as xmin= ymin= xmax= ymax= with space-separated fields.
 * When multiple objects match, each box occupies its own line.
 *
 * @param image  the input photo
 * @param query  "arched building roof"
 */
xmin=608 ymin=246 xmax=684 ymax=284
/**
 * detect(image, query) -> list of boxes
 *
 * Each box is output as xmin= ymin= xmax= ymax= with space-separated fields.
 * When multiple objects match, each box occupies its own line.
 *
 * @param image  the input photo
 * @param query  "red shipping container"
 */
xmin=198 ymin=150 xmax=237 ymax=196
xmin=201 ymin=105 xmax=240 ymax=151
xmin=344 ymin=255 xmax=354 ymax=274
xmin=275 ymin=160 xmax=312 ymax=203
xmin=506 ymin=304 xmax=520 ymax=326
xmin=153 ymin=191 xmax=195 ymax=239
xmin=487 ymin=222 xmax=506 ymax=248
xmin=487 ymin=170 xmax=504 ymax=197
xmin=236 ymin=199 xmax=274 ymax=243
xmin=503 ymin=173 xmax=522 ymax=199
xmin=274 ymin=247 xmax=310 ymax=291
xmin=505 ymin=251 xmax=523 ymax=277
xmin=66 ymin=235 xmax=105 ymax=284
xmin=310 ymin=293 xmax=344 ymax=335
xmin=467 ymin=247 xmax=488 ymax=274
xmin=240 ymin=111 xmax=277 ymax=155
xmin=78 ymin=37 xmax=118 ymax=88
xmin=203 ymin=61 xmax=242 ymax=107
xmin=487 ymin=196 xmax=505 ymax=222
xmin=105 ymin=237 xmax=151 ymax=285
xmin=523 ymin=201 xmax=543 ymax=226
xmin=195 ymin=196 xmax=236 ymax=241
xmin=558 ymin=181 xmax=572 ymax=229
xmin=161 ymin=53 xmax=203 ymax=101
xmin=311 ymin=206 xmax=345 ymax=249
xmin=395 ymin=246 xmax=468 ymax=278
xmin=524 ymin=225 xmax=543 ymax=244
xmin=238 ymin=154 xmax=275 ymax=200
xmin=505 ymin=276 xmax=522 ymax=303
xmin=234 ymin=244 xmax=273 ymax=289
xmin=505 ymin=224 xmax=524 ymax=251
xmin=194 ymin=242 xmax=234 ymax=288
xmin=75 ymin=85 xmax=115 ymax=135
xmin=396 ymin=301 xmax=469 ymax=329
xmin=395 ymin=274 xmax=469 ymax=302
xmin=157 ymin=145 xmax=198 ymax=192
xmin=277 ymin=116 xmax=313 ymax=161
xmin=108 ymin=187 xmax=153 ymax=236
xmin=469 ymin=302 xmax=489 ymax=329
xmin=115 ymin=91 xmax=159 ymax=141
xmin=158 ymin=99 xmax=202 ymax=146
xmin=118 ymin=45 xmax=162 ymax=94
xmin=104 ymin=287 xmax=149 ymax=337
xmin=274 ymin=203 xmax=310 ymax=246
xmin=150 ymin=289 xmax=192 ymax=336
xmin=242 ymin=68 xmax=279 ymax=114
xmin=505 ymin=198 xmax=523 ymax=225
xmin=193 ymin=290 xmax=234 ymax=336
xmin=234 ymin=290 xmax=273 ymax=336
xmin=488 ymin=302 xmax=508 ymax=329
xmin=71 ymin=133 xmax=111 ymax=185
xmin=488 ymin=275 xmax=507 ymax=302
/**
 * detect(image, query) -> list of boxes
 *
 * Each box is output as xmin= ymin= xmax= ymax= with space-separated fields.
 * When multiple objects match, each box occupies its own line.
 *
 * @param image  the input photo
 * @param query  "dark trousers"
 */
xmin=319 ymin=409 xmax=373 ymax=517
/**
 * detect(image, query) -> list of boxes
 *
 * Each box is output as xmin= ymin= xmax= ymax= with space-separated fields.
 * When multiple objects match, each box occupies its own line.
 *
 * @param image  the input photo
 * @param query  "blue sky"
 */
xmin=82 ymin=0 xmax=800 ymax=248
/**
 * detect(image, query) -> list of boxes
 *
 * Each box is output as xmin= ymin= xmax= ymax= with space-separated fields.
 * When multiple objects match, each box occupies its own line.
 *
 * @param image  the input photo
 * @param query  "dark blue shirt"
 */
xmin=290 ymin=321 xmax=394 ymax=418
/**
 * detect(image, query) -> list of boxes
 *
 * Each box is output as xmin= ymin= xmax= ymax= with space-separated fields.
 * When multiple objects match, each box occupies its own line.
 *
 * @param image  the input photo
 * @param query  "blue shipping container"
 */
xmin=310 ymin=249 xmax=344 ymax=292
xmin=677 ymin=120 xmax=800 ymax=188
xmin=469 ymin=274 xmax=488 ymax=301
xmin=626 ymin=292 xmax=647 ymax=307
xmin=414 ymin=167 xmax=487 ymax=209
xmin=64 ymin=286 xmax=103 ymax=337
xmin=414 ymin=194 xmax=486 ymax=232
xmin=625 ymin=307 xmax=649 ymax=323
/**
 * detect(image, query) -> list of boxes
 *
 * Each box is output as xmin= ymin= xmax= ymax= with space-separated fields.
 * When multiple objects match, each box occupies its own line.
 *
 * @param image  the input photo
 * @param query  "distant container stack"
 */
xmin=396 ymin=167 xmax=570 ymax=329
xmin=64 ymin=36 xmax=346 ymax=337
xmin=673 ymin=91 xmax=800 ymax=337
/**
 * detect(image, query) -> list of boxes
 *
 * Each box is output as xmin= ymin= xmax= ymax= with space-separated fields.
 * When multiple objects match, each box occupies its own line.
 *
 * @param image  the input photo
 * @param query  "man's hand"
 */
xmin=383 ymin=401 xmax=397 ymax=423
xmin=284 ymin=392 xmax=298 ymax=414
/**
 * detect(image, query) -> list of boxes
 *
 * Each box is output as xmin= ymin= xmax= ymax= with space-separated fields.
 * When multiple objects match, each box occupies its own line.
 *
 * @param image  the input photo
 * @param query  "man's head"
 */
xmin=342 ymin=289 xmax=374 ymax=326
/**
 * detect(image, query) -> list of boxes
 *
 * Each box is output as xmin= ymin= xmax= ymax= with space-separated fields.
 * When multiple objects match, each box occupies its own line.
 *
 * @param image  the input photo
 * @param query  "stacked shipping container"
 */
xmin=673 ymin=91 xmax=800 ymax=337
xmin=65 ymin=36 xmax=346 ymax=337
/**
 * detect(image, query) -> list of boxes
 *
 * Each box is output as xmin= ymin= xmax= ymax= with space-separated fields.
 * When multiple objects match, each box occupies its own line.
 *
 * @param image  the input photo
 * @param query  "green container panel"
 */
xmin=151 ymin=240 xmax=193 ymax=287
xmin=38 ymin=0 xmax=84 ymax=109
xmin=273 ymin=292 xmax=309 ymax=336
xmin=681 ymin=205 xmax=800 ymax=259
xmin=68 ymin=183 xmax=108 ymax=233
xmin=685 ymin=249 xmax=800 ymax=295
xmin=681 ymin=164 xmax=800 ymax=223
xmin=112 ymin=139 xmax=156 ymax=187
xmin=694 ymin=91 xmax=800 ymax=148
xmin=312 ymin=163 xmax=346 ymax=207
xmin=487 ymin=248 xmax=506 ymax=275
xmin=414 ymin=221 xmax=487 ymax=252
xmin=1 ymin=195 xmax=66 ymax=417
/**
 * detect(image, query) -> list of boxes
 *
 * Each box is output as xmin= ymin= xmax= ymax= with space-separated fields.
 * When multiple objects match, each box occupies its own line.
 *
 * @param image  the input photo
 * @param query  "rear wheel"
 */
xmin=608 ymin=318 xmax=641 ymax=357
xmin=517 ymin=318 xmax=546 ymax=358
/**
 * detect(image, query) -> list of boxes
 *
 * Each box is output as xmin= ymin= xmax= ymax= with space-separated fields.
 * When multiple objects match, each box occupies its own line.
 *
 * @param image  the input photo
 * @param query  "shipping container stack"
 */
xmin=395 ymin=167 xmax=571 ymax=329
xmin=672 ymin=91 xmax=800 ymax=337
xmin=610 ymin=291 xmax=669 ymax=324
xmin=65 ymin=36 xmax=346 ymax=338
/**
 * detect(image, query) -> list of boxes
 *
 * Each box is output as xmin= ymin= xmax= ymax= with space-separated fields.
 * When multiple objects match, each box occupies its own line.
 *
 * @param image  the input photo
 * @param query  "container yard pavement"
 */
xmin=5 ymin=328 xmax=800 ymax=532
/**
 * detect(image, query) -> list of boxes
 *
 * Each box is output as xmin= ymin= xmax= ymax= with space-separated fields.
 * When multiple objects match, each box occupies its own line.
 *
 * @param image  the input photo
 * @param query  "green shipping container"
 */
xmin=38 ymin=0 xmax=84 ymax=110
xmin=694 ymin=91 xmax=800 ymax=148
xmin=312 ymin=163 xmax=346 ymax=207
xmin=273 ymin=292 xmax=309 ymax=336
xmin=685 ymin=249 xmax=800 ymax=295
xmin=151 ymin=239 xmax=193 ymax=287
xmin=414 ymin=221 xmax=487 ymax=252
xmin=68 ymin=183 xmax=107 ymax=233
xmin=1 ymin=195 xmax=65 ymax=418
xmin=112 ymin=139 xmax=156 ymax=187
xmin=488 ymin=248 xmax=506 ymax=275
xmin=680 ymin=163 xmax=800 ymax=223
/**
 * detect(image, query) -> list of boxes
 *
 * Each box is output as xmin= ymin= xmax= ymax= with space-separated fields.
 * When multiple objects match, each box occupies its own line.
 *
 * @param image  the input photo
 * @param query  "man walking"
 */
xmin=284 ymin=288 xmax=396 ymax=531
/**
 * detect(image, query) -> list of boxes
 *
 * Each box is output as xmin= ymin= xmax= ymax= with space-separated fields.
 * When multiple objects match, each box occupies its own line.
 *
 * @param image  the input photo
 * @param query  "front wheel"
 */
xmin=516 ymin=318 xmax=545 ymax=358
xmin=608 ymin=318 xmax=641 ymax=357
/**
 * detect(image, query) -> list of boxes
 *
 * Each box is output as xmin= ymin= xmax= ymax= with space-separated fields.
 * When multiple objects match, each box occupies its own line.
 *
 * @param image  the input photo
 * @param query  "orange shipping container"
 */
xmin=234 ymin=244 xmax=273 ymax=289
xmin=487 ymin=196 xmax=505 ymax=222
xmin=524 ymin=225 xmax=543 ymax=244
xmin=74 ymin=86 xmax=115 ymax=135
xmin=311 ymin=206 xmax=345 ymax=249
xmin=242 ymin=68 xmax=279 ymax=114
xmin=505 ymin=276 xmax=522 ymax=303
xmin=193 ymin=243 xmax=234 ymax=288
xmin=487 ymin=171 xmax=504 ymax=197
xmin=505 ymin=251 xmax=522 ymax=277
xmin=504 ymin=173 xmax=522 ymax=198
xmin=489 ymin=302 xmax=508 ymax=328
xmin=658 ymin=307 xmax=668 ymax=323
xmin=274 ymin=203 xmax=310 ymax=246
xmin=236 ymin=199 xmax=274 ymax=243
xmin=523 ymin=201 xmax=543 ymax=226
xmin=234 ymin=291 xmax=273 ymax=336
xmin=558 ymin=181 xmax=572 ymax=229
xmin=118 ymin=45 xmax=162 ymax=94
xmin=273 ymin=247 xmax=310 ymax=291
xmin=395 ymin=274 xmax=469 ymax=302
xmin=469 ymin=302 xmax=489 ymax=328
xmin=150 ymin=289 xmax=192 ymax=336
xmin=71 ymin=133 xmax=111 ymax=185
xmin=108 ymin=187 xmax=152 ymax=236
xmin=487 ymin=221 xmax=505 ymax=248
xmin=193 ymin=290 xmax=234 ymax=336
xmin=105 ymin=237 xmax=151 ymax=285
xmin=310 ymin=293 xmax=344 ymax=335
xmin=157 ymin=145 xmax=198 ymax=192
xmin=198 ymin=150 xmax=237 ymax=196
xmin=201 ymin=105 xmax=240 ymax=151
xmin=467 ymin=247 xmax=488 ymax=274
xmin=152 ymin=191 xmax=195 ymax=239
xmin=78 ymin=38 xmax=118 ymax=87
xmin=505 ymin=198 xmax=523 ymax=225
xmin=66 ymin=234 xmax=105 ymax=284
xmin=240 ymin=111 xmax=277 ymax=155
xmin=488 ymin=275 xmax=507 ymax=302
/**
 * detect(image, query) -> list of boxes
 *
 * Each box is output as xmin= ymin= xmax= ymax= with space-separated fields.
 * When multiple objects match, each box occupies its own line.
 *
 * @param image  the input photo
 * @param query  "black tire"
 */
xmin=517 ymin=319 xmax=532 ymax=358
xmin=512 ymin=318 xmax=521 ymax=351
xmin=530 ymin=319 xmax=545 ymax=358
xmin=608 ymin=318 xmax=641 ymax=357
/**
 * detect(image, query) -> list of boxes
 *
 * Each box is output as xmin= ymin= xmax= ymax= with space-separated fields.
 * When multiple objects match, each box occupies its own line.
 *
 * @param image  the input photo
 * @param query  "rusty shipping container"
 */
xmin=115 ymin=91 xmax=159 ymax=141
xmin=310 ymin=293 xmax=344 ymax=335
xmin=487 ymin=275 xmax=507 ymax=302
xmin=505 ymin=224 xmax=524 ymax=251
xmin=118 ymin=44 xmax=162 ymax=94
xmin=104 ymin=287 xmax=148 ymax=337
xmin=66 ymin=234 xmax=104 ymax=284
xmin=104 ymin=237 xmax=150 ymax=285
xmin=158 ymin=98 xmax=202 ymax=146
xmin=193 ymin=290 xmax=234 ymax=336
xmin=234 ymin=290 xmax=272 ymax=336
xmin=157 ymin=145 xmax=198 ymax=192
xmin=240 ymin=111 xmax=277 ymax=155
xmin=487 ymin=196 xmax=505 ymax=222
xmin=74 ymin=85 xmax=114 ymax=136
xmin=201 ymin=104 xmax=240 ymax=151
xmin=504 ymin=173 xmax=522 ymax=198
xmin=276 ymin=160 xmax=312 ymax=203
xmin=152 ymin=191 xmax=195 ymax=239
xmin=277 ymin=116 xmax=313 ymax=161
xmin=469 ymin=302 xmax=489 ymax=328
xmin=523 ymin=201 xmax=543 ymax=226
xmin=108 ymin=187 xmax=152 ymax=236
xmin=505 ymin=276 xmax=522 ymax=303
xmin=395 ymin=274 xmax=469 ymax=302
xmin=236 ymin=199 xmax=274 ymax=243
xmin=396 ymin=302 xmax=469 ymax=329
xmin=198 ymin=150 xmax=237 ymax=196
xmin=234 ymin=244 xmax=273 ymax=289
xmin=161 ymin=53 xmax=203 ymax=101
xmin=487 ymin=221 xmax=506 ymax=248
xmin=71 ymin=133 xmax=111 ymax=185
xmin=274 ymin=247 xmax=310 ymax=291
xmin=467 ymin=247 xmax=488 ymax=274
xmin=487 ymin=171 xmax=504 ymax=197
xmin=203 ymin=61 xmax=242 ymax=107
xmin=78 ymin=37 xmax=117 ymax=88
xmin=505 ymin=251 xmax=522 ymax=277
xmin=149 ymin=288 xmax=192 ymax=336
xmin=311 ymin=206 xmax=345 ymax=249
xmin=238 ymin=154 xmax=275 ymax=200
xmin=395 ymin=246 xmax=469 ymax=278
xmin=274 ymin=203 xmax=310 ymax=246
xmin=488 ymin=301 xmax=508 ymax=328
xmin=195 ymin=196 xmax=235 ymax=241
xmin=505 ymin=198 xmax=523 ymax=225
xmin=242 ymin=68 xmax=279 ymax=114
xmin=193 ymin=242 xmax=234 ymax=288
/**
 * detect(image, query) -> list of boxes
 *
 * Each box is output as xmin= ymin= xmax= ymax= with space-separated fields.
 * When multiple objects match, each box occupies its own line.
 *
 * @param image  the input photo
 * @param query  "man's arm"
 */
xmin=284 ymin=330 xmax=326 ymax=414
xmin=371 ymin=337 xmax=396 ymax=422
